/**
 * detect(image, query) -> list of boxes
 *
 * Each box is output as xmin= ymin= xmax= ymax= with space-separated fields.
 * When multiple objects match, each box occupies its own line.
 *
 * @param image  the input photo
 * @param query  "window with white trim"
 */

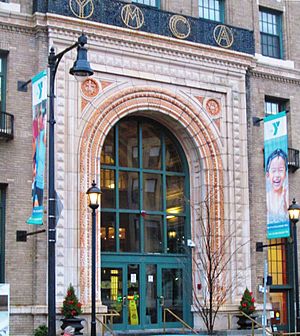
xmin=260 ymin=8 xmax=283 ymax=59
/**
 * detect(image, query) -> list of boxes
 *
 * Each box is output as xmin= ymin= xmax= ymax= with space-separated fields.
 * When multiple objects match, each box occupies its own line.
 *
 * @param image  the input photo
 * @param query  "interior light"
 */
xmin=167 ymin=206 xmax=182 ymax=214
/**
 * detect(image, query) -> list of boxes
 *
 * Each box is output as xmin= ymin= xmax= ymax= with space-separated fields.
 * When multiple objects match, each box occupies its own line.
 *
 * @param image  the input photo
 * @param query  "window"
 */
xmin=268 ymin=239 xmax=287 ymax=285
xmin=198 ymin=0 xmax=224 ymax=22
xmin=0 ymin=55 xmax=6 ymax=113
xmin=100 ymin=117 xmax=188 ymax=254
xmin=259 ymin=8 xmax=283 ymax=59
xmin=265 ymin=97 xmax=287 ymax=115
xmin=132 ymin=0 xmax=160 ymax=8
xmin=0 ymin=186 xmax=6 ymax=283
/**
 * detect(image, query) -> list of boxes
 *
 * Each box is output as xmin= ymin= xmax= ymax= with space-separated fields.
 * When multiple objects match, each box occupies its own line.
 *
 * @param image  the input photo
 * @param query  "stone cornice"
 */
xmin=45 ymin=13 xmax=255 ymax=72
xmin=250 ymin=69 xmax=300 ymax=85
xmin=0 ymin=12 xmax=47 ymax=35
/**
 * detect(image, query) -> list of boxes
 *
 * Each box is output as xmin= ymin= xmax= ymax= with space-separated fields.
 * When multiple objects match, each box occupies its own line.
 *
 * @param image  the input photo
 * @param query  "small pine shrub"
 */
xmin=239 ymin=288 xmax=256 ymax=316
xmin=61 ymin=284 xmax=82 ymax=318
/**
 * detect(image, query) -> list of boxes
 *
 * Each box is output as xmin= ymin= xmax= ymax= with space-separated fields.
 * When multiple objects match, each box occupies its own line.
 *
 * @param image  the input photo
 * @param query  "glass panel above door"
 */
xmin=119 ymin=120 xmax=138 ymax=168
xmin=144 ymin=215 xmax=163 ymax=253
xmin=100 ymin=117 xmax=189 ymax=257
xmin=143 ymin=173 xmax=162 ymax=211
xmin=101 ymin=169 xmax=116 ymax=208
xmin=167 ymin=217 xmax=185 ymax=254
xmin=101 ymin=128 xmax=115 ymax=165
xmin=119 ymin=171 xmax=139 ymax=209
xmin=101 ymin=212 xmax=116 ymax=252
xmin=165 ymin=135 xmax=183 ymax=172
xmin=119 ymin=213 xmax=140 ymax=252
xmin=142 ymin=123 xmax=161 ymax=170
xmin=166 ymin=175 xmax=185 ymax=214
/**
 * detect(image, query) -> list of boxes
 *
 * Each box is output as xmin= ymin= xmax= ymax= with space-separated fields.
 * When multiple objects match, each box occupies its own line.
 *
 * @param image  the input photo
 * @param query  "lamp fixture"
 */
xmin=69 ymin=34 xmax=94 ymax=79
xmin=86 ymin=180 xmax=102 ymax=209
xmin=288 ymin=198 xmax=300 ymax=223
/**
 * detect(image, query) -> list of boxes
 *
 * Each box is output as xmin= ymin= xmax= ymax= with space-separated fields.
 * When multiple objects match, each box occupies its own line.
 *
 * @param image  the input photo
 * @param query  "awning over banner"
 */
xmin=27 ymin=70 xmax=47 ymax=225
xmin=264 ymin=112 xmax=289 ymax=239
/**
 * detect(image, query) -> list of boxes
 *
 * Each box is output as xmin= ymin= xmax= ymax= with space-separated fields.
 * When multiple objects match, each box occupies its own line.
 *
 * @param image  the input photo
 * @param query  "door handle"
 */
xmin=157 ymin=295 xmax=164 ymax=306
xmin=122 ymin=295 xmax=127 ymax=306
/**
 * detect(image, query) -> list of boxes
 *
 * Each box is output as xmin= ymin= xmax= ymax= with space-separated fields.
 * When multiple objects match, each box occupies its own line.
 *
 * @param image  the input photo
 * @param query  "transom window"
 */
xmin=259 ymin=8 xmax=282 ymax=59
xmin=100 ymin=117 xmax=189 ymax=255
xmin=132 ymin=0 xmax=160 ymax=8
xmin=198 ymin=0 xmax=224 ymax=22
xmin=265 ymin=97 xmax=287 ymax=115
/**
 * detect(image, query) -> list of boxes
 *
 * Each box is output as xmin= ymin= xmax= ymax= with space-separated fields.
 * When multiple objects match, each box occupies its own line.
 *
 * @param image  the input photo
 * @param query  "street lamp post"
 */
xmin=288 ymin=198 xmax=300 ymax=332
xmin=86 ymin=181 xmax=101 ymax=336
xmin=48 ymin=34 xmax=93 ymax=335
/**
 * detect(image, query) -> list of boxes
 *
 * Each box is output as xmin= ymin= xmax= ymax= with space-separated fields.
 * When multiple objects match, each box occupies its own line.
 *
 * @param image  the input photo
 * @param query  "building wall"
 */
xmin=0 ymin=0 xmax=300 ymax=335
xmin=49 ymin=10 xmax=253 ymax=323
xmin=248 ymin=68 xmax=300 ymax=301
xmin=0 ymin=9 xmax=48 ymax=335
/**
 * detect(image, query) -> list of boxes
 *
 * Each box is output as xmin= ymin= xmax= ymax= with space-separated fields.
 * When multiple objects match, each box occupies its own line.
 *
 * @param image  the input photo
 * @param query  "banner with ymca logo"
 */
xmin=27 ymin=70 xmax=47 ymax=225
xmin=264 ymin=112 xmax=289 ymax=239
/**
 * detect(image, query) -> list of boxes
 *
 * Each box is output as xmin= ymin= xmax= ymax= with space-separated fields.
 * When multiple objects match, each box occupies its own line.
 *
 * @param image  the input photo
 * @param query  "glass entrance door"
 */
xmin=160 ymin=267 xmax=183 ymax=323
xmin=101 ymin=267 xmax=125 ymax=325
xmin=101 ymin=264 xmax=141 ymax=328
xmin=101 ymin=262 xmax=188 ymax=330
xmin=270 ymin=291 xmax=291 ymax=332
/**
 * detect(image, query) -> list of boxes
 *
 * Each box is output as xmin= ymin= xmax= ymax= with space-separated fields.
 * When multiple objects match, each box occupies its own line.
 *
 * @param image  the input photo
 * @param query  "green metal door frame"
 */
xmin=101 ymin=263 xmax=128 ymax=329
xmin=157 ymin=262 xmax=192 ymax=328
xmin=100 ymin=117 xmax=192 ymax=331
xmin=101 ymin=256 xmax=192 ymax=330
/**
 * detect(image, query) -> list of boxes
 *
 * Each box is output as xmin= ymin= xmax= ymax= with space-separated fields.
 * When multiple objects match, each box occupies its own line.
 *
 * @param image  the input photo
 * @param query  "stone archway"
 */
xmin=78 ymin=86 xmax=224 ymax=304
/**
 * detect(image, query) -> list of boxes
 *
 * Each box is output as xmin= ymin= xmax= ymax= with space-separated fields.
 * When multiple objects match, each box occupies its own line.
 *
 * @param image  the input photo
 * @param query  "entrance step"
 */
xmin=109 ymin=329 xmax=196 ymax=335
xmin=106 ymin=329 xmax=265 ymax=336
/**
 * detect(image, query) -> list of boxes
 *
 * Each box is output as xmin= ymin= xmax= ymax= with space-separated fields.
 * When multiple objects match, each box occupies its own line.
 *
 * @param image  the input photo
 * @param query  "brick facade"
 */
xmin=0 ymin=0 xmax=299 ymax=335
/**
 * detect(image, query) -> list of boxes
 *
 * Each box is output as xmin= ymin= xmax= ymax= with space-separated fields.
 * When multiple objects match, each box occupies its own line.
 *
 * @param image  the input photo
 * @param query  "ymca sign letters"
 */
xmin=69 ymin=1 xmax=235 ymax=49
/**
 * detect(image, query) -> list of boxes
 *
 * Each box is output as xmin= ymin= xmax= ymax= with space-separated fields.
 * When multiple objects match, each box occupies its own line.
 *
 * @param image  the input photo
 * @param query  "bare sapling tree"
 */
xmin=188 ymin=191 xmax=248 ymax=335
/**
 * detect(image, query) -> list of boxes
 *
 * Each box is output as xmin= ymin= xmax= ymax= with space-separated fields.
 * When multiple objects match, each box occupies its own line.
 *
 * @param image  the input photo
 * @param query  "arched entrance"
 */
xmin=78 ymin=86 xmax=225 ymax=331
xmin=100 ymin=117 xmax=192 ymax=330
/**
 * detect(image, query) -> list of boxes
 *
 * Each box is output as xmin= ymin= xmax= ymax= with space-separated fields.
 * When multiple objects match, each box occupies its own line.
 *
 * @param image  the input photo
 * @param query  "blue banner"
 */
xmin=264 ymin=112 xmax=289 ymax=239
xmin=27 ymin=70 xmax=47 ymax=225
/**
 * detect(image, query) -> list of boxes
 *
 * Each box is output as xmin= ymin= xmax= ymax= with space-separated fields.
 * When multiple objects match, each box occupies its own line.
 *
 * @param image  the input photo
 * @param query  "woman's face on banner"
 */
xmin=268 ymin=155 xmax=286 ymax=192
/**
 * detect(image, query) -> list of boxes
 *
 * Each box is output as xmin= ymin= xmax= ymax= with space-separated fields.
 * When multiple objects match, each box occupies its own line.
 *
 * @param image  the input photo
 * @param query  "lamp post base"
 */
xmin=296 ymin=317 xmax=300 ymax=333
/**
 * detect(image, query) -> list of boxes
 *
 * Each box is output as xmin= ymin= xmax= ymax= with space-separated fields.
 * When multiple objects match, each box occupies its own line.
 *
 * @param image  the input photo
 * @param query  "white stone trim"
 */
xmin=255 ymin=53 xmax=295 ymax=69
xmin=0 ymin=2 xmax=20 ymax=13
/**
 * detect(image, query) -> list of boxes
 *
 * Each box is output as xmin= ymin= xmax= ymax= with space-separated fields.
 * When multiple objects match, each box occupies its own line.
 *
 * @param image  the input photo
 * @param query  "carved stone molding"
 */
xmin=78 ymin=86 xmax=225 ymax=303
xmin=250 ymin=70 xmax=300 ymax=85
